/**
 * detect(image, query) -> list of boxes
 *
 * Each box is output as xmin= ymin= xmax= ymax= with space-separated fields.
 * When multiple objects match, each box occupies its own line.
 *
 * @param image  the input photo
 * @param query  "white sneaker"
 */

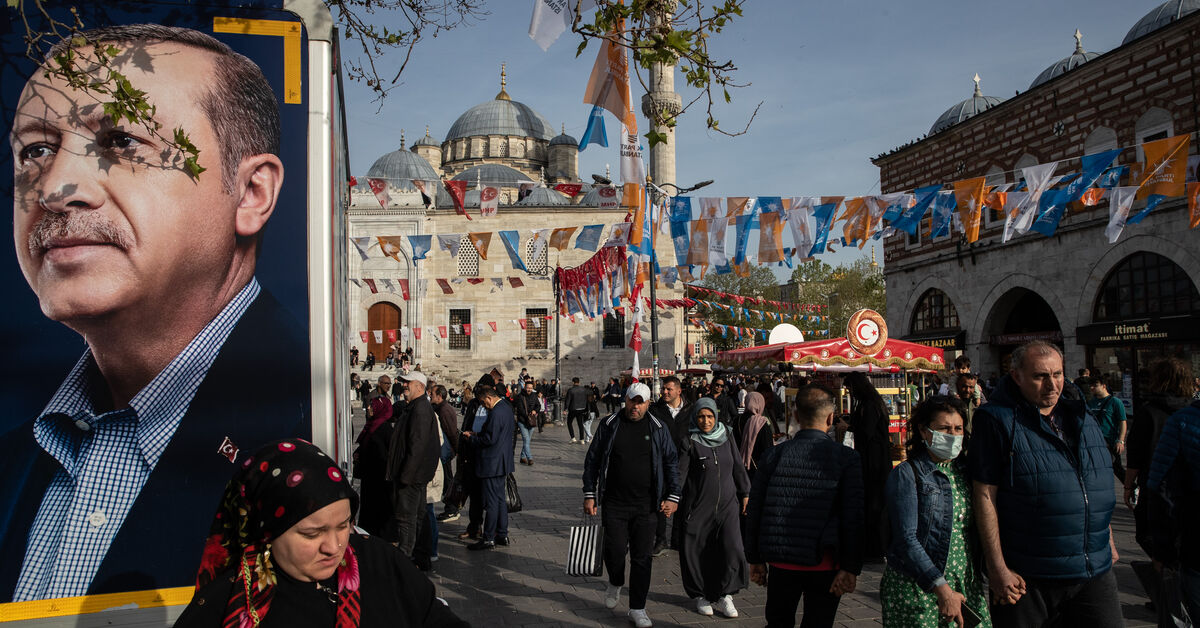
xmin=694 ymin=597 xmax=713 ymax=616
xmin=712 ymin=595 xmax=738 ymax=618
xmin=628 ymin=608 xmax=653 ymax=627
xmin=605 ymin=583 xmax=622 ymax=609
xmin=570 ymin=437 xmax=578 ymax=443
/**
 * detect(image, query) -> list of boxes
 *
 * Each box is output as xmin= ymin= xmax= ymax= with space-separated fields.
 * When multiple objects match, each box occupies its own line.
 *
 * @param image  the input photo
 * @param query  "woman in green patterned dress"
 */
xmin=881 ymin=397 xmax=990 ymax=627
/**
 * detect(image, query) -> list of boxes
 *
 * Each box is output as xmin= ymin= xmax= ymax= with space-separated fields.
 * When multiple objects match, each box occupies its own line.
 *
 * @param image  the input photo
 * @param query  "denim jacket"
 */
xmin=884 ymin=451 xmax=971 ymax=592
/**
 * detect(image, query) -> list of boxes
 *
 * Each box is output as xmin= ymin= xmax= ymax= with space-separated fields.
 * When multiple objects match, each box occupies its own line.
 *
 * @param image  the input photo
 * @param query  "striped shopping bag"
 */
xmin=564 ymin=517 xmax=604 ymax=577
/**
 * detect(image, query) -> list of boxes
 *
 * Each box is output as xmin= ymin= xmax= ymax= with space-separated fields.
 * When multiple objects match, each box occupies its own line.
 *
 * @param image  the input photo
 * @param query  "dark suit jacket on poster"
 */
xmin=0 ymin=289 xmax=311 ymax=601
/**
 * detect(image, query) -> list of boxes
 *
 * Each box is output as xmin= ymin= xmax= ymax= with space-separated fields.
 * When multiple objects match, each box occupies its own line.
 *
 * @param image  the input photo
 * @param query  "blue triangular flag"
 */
xmin=808 ymin=202 xmax=837 ymax=256
xmin=407 ymin=235 xmax=432 ymax=261
xmin=578 ymin=105 xmax=608 ymax=150
xmin=498 ymin=230 xmax=527 ymax=272
xmin=1127 ymin=194 xmax=1166 ymax=225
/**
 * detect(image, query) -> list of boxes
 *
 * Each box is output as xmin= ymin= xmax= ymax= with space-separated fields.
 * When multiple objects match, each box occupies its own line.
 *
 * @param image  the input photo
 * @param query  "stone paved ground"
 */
xmin=353 ymin=399 xmax=1157 ymax=627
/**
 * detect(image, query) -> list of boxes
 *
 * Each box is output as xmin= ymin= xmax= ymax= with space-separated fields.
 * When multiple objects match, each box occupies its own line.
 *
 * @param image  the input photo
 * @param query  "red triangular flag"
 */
xmin=509 ymin=277 xmax=524 ymax=288
xmin=398 ymin=279 xmax=410 ymax=300
xmin=414 ymin=327 xmax=422 ymax=340
xmin=488 ymin=321 xmax=498 ymax=332
xmin=367 ymin=178 xmax=390 ymax=208
xmin=443 ymin=180 xmax=470 ymax=220
xmin=385 ymin=329 xmax=397 ymax=343
xmin=359 ymin=331 xmax=369 ymax=343
xmin=463 ymin=323 xmax=472 ymax=336
xmin=363 ymin=279 xmax=378 ymax=294
xmin=436 ymin=278 xmax=453 ymax=294
xmin=518 ymin=319 xmax=528 ymax=330
xmin=438 ymin=326 xmax=448 ymax=338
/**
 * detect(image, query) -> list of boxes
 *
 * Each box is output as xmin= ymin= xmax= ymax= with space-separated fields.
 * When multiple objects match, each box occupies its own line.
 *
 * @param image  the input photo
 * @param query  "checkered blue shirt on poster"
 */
xmin=13 ymin=279 xmax=262 ymax=601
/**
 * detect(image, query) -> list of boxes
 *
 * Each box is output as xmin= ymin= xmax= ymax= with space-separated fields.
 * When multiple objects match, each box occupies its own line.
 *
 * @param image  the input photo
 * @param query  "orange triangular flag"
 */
xmin=468 ymin=232 xmax=492 ymax=260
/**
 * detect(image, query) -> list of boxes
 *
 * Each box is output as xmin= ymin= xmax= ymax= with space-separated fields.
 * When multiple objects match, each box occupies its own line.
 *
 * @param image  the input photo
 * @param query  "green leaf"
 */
xmin=644 ymin=129 xmax=668 ymax=148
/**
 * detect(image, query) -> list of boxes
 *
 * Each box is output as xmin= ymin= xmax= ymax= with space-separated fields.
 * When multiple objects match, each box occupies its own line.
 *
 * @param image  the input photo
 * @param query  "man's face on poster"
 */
xmin=10 ymin=41 xmax=268 ymax=328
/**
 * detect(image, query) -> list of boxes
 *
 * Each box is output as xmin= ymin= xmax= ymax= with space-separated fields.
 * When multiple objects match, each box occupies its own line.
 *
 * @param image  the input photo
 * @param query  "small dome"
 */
xmin=1029 ymin=30 xmax=1102 ymax=89
xmin=516 ymin=187 xmax=570 ymax=206
xmin=929 ymin=74 xmax=1004 ymax=135
xmin=365 ymin=147 xmax=440 ymax=190
xmin=412 ymin=126 xmax=439 ymax=148
xmin=451 ymin=163 xmax=535 ymax=188
xmin=550 ymin=124 xmax=578 ymax=147
xmin=1123 ymin=0 xmax=1199 ymax=45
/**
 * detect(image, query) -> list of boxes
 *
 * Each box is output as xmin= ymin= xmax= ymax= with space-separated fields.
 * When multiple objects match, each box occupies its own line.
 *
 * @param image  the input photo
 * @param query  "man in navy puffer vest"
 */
xmin=971 ymin=340 xmax=1120 ymax=627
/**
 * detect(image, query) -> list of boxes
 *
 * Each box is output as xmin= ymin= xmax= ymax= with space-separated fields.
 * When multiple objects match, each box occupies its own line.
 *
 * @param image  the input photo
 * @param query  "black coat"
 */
xmin=387 ymin=395 xmax=440 ymax=486
xmin=174 ymin=534 xmax=468 ymax=627
xmin=745 ymin=429 xmax=864 ymax=574
xmin=0 ymin=290 xmax=310 ymax=599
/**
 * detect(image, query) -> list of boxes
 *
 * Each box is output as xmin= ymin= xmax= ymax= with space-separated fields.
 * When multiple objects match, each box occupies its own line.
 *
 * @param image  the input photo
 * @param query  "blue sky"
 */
xmin=343 ymin=0 xmax=1160 ymax=270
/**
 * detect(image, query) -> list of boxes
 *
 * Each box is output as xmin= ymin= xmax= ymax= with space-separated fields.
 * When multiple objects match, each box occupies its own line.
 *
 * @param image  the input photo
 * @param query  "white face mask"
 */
xmin=925 ymin=428 xmax=963 ymax=460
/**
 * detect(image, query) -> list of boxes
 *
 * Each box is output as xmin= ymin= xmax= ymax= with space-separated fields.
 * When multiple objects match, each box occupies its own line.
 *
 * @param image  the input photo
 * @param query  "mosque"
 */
xmin=875 ymin=0 xmax=1200 ymax=408
xmin=347 ymin=68 xmax=688 ymax=385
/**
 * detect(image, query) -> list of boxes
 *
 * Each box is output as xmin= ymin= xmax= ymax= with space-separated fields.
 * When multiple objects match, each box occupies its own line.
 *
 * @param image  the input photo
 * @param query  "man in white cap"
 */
xmin=583 ymin=382 xmax=682 ymax=627
xmin=386 ymin=370 xmax=440 ymax=557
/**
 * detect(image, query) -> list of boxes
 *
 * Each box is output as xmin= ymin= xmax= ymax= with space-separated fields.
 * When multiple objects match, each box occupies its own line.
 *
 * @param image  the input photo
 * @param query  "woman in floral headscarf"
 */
xmin=175 ymin=439 xmax=466 ymax=628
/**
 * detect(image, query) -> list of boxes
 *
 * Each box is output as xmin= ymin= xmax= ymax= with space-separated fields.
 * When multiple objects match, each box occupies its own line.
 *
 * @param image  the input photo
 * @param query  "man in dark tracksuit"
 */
xmin=583 ymin=383 xmax=681 ymax=628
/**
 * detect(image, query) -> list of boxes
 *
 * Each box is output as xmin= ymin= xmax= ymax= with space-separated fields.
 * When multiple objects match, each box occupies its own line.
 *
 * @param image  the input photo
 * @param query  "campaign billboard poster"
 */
xmin=1 ymin=0 xmax=314 ymax=608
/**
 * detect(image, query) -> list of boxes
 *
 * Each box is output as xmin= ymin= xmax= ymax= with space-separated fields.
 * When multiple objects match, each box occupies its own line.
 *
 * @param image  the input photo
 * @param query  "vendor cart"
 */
xmin=713 ymin=336 xmax=944 ymax=459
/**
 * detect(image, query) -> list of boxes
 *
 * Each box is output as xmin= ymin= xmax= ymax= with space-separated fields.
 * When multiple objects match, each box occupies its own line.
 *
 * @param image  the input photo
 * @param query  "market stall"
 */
xmin=713 ymin=311 xmax=945 ymax=458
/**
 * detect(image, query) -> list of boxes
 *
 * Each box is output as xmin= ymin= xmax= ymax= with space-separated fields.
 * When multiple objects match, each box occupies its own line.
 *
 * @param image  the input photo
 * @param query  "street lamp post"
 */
xmin=644 ymin=177 xmax=713 ymax=398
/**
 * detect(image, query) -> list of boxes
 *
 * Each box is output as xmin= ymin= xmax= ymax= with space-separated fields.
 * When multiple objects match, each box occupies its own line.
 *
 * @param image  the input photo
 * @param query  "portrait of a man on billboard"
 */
xmin=0 ymin=22 xmax=311 ymax=601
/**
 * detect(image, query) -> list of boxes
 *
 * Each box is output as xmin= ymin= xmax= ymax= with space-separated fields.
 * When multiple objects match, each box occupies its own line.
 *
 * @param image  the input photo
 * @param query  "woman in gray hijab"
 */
xmin=676 ymin=398 xmax=752 ymax=618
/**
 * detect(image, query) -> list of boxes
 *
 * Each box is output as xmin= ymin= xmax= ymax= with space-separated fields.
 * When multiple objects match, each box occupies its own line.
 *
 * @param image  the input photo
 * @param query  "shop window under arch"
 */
xmin=910 ymin=289 xmax=960 ymax=334
xmin=1093 ymin=252 xmax=1199 ymax=321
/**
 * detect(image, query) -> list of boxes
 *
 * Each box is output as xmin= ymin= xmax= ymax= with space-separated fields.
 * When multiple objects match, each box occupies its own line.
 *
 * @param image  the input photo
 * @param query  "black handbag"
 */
xmin=445 ymin=475 xmax=467 ymax=509
xmin=505 ymin=473 xmax=523 ymax=513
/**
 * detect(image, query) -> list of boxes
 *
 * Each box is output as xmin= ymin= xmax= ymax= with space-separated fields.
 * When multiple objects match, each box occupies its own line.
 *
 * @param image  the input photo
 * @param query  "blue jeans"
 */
xmin=427 ymin=504 xmax=438 ymax=558
xmin=517 ymin=423 xmax=533 ymax=460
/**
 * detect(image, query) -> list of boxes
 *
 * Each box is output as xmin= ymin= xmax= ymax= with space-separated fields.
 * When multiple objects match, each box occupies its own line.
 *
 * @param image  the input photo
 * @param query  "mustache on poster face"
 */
xmin=27 ymin=210 xmax=133 ymax=257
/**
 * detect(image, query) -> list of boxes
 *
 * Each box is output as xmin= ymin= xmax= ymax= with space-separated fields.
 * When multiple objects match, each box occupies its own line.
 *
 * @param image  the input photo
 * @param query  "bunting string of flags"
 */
xmin=688 ymin=317 xmax=831 ymax=341
xmin=683 ymin=284 xmax=826 ymax=312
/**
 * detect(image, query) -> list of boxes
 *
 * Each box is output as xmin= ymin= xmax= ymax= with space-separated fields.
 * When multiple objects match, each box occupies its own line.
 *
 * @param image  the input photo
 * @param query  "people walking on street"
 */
xmin=386 ymin=371 xmax=440 ymax=558
xmin=881 ymin=396 xmax=991 ymax=627
xmin=677 ymin=398 xmax=750 ymax=618
xmin=1146 ymin=395 xmax=1200 ymax=621
xmin=649 ymin=376 xmax=693 ymax=554
xmin=565 ymin=377 xmax=590 ymax=443
xmin=452 ymin=376 xmax=492 ymax=536
xmin=583 ymin=382 xmax=681 ymax=628
xmin=970 ymin=341 xmax=1120 ymax=627
xmin=430 ymin=384 xmax=460 ymax=517
xmin=604 ymin=377 xmax=623 ymax=414
xmin=843 ymin=371 xmax=893 ymax=560
xmin=354 ymin=382 xmax=395 ymax=539
xmin=461 ymin=382 xmax=515 ymax=551
xmin=736 ymin=391 xmax=775 ymax=484
xmin=515 ymin=379 xmax=540 ymax=465
xmin=745 ymin=385 xmax=864 ymax=628
xmin=1086 ymin=375 xmax=1128 ymax=481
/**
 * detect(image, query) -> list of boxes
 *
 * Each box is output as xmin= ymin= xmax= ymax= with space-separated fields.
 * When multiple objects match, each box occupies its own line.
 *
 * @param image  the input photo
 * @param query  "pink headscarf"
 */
xmin=740 ymin=392 xmax=769 ymax=469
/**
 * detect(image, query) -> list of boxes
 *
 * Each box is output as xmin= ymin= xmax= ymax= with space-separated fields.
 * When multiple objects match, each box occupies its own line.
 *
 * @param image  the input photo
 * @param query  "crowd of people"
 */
xmin=334 ymin=339 xmax=1200 ymax=628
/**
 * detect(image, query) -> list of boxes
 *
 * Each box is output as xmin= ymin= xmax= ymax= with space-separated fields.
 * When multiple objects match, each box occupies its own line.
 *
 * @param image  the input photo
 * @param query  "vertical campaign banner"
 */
xmin=1 ymin=0 xmax=315 ymax=608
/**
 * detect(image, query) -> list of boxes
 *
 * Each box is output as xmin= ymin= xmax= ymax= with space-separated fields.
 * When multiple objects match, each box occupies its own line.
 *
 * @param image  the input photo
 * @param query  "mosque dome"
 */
xmin=550 ymin=124 xmax=578 ymax=147
xmin=929 ymin=74 xmax=1004 ymax=135
xmin=444 ymin=67 xmax=555 ymax=143
xmin=1123 ymin=0 xmax=1200 ymax=45
xmin=412 ymin=127 xmax=439 ymax=148
xmin=451 ymin=163 xmax=535 ymax=188
xmin=365 ymin=140 xmax=439 ymax=189
xmin=1029 ymin=30 xmax=1102 ymax=89
xmin=516 ymin=187 xmax=570 ymax=206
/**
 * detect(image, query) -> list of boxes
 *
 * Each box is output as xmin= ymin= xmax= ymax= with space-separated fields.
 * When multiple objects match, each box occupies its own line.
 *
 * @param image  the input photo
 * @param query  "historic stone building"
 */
xmin=873 ymin=1 xmax=1200 ymax=408
xmin=348 ymin=71 xmax=687 ymax=386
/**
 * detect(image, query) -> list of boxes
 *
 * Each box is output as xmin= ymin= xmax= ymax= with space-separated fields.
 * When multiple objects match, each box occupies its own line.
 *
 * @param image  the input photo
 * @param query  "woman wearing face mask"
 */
xmin=881 ymin=397 xmax=991 ymax=628
xmin=175 ymin=439 xmax=467 ymax=627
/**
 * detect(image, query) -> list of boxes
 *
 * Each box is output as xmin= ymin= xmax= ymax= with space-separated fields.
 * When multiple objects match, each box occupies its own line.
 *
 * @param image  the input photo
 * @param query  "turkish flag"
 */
xmin=367 ymin=178 xmax=390 ymax=208
xmin=554 ymin=183 xmax=583 ymax=198
xmin=359 ymin=331 xmax=369 ymax=343
xmin=443 ymin=180 xmax=470 ymax=219
xmin=385 ymin=329 xmax=397 ymax=343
